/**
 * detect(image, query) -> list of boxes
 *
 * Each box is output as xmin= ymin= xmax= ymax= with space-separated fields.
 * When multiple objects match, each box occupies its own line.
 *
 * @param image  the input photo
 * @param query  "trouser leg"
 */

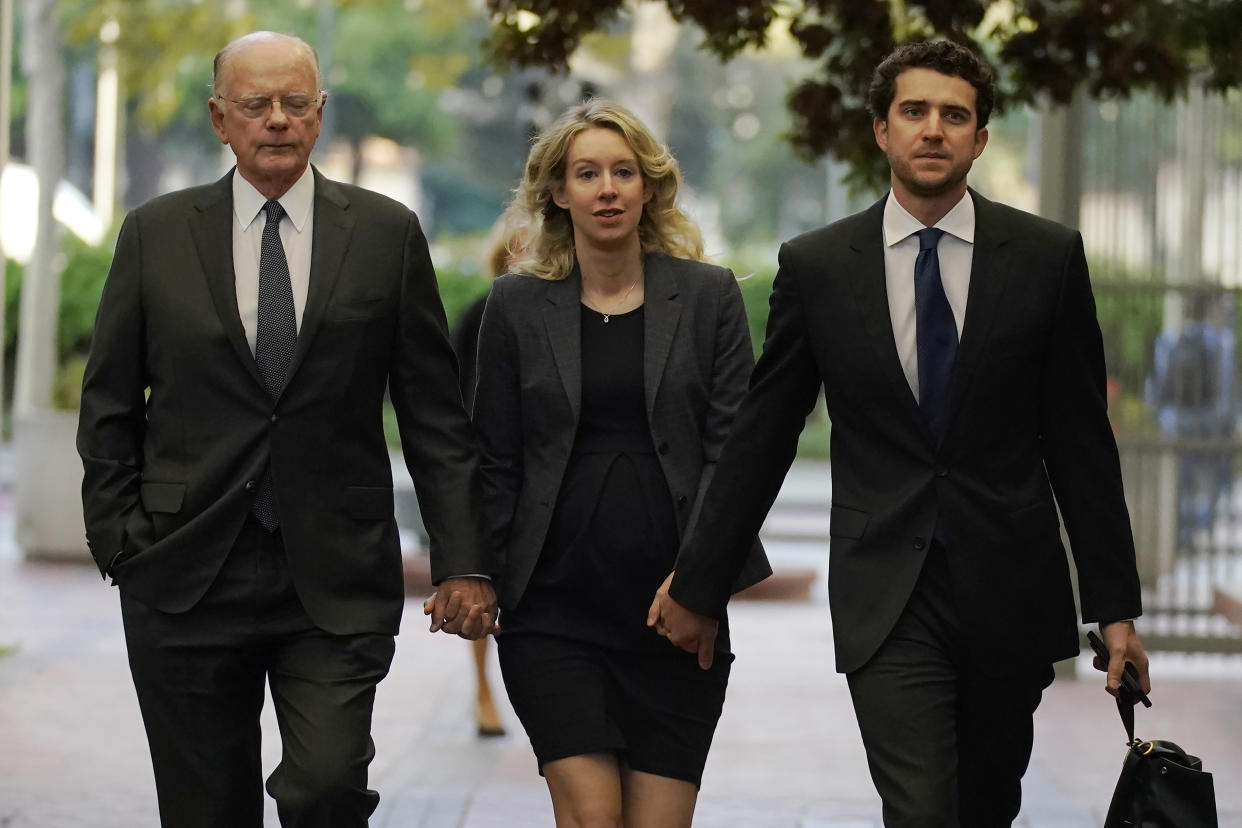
xmin=119 ymin=529 xmax=270 ymax=828
xmin=265 ymin=625 xmax=395 ymax=827
xmin=846 ymin=544 xmax=1052 ymax=828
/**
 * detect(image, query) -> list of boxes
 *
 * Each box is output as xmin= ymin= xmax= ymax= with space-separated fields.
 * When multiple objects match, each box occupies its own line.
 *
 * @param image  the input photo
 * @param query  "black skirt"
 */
xmin=498 ymin=631 xmax=732 ymax=787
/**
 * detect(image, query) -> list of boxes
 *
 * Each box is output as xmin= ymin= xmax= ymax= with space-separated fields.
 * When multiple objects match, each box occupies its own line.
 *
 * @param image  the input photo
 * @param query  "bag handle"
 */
xmin=1116 ymin=686 xmax=1137 ymax=743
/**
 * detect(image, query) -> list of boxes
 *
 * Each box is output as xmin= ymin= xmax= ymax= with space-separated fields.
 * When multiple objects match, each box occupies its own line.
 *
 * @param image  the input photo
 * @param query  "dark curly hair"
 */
xmin=867 ymin=40 xmax=996 ymax=129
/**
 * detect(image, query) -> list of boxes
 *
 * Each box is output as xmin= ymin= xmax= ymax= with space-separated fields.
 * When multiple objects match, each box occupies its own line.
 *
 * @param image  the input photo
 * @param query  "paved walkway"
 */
xmin=1 ymin=456 xmax=1240 ymax=826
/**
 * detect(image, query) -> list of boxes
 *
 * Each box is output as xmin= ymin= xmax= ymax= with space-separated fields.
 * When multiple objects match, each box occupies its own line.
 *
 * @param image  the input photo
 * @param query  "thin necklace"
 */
xmin=589 ymin=273 xmax=641 ymax=323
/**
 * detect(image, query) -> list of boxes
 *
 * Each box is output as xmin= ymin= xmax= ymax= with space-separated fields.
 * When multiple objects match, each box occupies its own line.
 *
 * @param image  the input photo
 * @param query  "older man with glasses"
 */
xmin=77 ymin=30 xmax=497 ymax=827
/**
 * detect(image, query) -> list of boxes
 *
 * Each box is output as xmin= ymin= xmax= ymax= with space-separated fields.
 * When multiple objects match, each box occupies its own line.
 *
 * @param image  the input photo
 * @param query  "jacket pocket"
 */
xmin=345 ymin=486 xmax=394 ymax=520
xmin=140 ymin=482 xmax=186 ymax=513
xmin=1009 ymin=499 xmax=1060 ymax=539
xmin=326 ymin=296 xmax=385 ymax=322
xmin=829 ymin=504 xmax=869 ymax=539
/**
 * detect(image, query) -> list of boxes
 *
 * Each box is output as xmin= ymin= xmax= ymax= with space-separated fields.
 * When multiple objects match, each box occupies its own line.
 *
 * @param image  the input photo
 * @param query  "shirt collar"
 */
xmin=883 ymin=189 xmax=975 ymax=247
xmin=232 ymin=166 xmax=315 ymax=232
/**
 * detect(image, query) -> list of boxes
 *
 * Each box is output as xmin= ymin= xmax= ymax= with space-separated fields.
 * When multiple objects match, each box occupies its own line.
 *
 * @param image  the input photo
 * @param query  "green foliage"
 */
xmin=57 ymin=237 xmax=113 ymax=360
xmin=60 ymin=1 xmax=255 ymax=131
xmin=3 ymin=236 xmax=112 ymax=410
xmin=55 ymin=0 xmax=489 ymax=166
xmin=267 ymin=0 xmax=475 ymax=154
xmin=733 ymin=268 xmax=774 ymax=359
xmin=485 ymin=0 xmax=1242 ymax=192
xmin=436 ymin=265 xmax=494 ymax=333
xmin=3 ymin=237 xmax=111 ymax=367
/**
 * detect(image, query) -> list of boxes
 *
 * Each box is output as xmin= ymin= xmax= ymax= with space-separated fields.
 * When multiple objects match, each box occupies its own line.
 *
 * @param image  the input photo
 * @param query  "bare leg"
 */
xmin=544 ymin=753 xmax=623 ymax=828
xmin=472 ymin=637 xmax=505 ymax=736
xmin=621 ymin=767 xmax=698 ymax=828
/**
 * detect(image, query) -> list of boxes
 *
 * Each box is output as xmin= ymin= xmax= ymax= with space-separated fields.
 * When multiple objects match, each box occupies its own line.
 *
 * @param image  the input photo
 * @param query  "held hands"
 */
xmin=1094 ymin=619 xmax=1152 ymax=698
xmin=647 ymin=571 xmax=719 ymax=670
xmin=424 ymin=576 xmax=499 ymax=640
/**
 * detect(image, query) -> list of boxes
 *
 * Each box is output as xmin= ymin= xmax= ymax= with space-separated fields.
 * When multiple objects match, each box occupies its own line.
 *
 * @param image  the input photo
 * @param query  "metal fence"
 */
xmin=1078 ymin=86 xmax=1242 ymax=652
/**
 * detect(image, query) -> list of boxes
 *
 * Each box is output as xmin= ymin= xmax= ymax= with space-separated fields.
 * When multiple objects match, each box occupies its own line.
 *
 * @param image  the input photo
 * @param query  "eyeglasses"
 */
xmin=215 ymin=93 xmax=322 ymax=119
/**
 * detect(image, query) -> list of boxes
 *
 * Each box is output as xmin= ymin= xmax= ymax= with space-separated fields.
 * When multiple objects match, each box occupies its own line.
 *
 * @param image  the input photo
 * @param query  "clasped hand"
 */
xmin=1093 ymin=619 xmax=1152 ymax=698
xmin=647 ymin=571 xmax=719 ymax=670
xmin=423 ymin=576 xmax=498 ymax=640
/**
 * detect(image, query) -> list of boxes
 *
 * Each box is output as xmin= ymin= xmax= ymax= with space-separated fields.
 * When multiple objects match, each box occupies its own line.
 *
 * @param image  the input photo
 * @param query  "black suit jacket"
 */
xmin=472 ymin=253 xmax=770 ymax=611
xmin=77 ymin=168 xmax=491 ymax=636
xmin=671 ymin=190 xmax=1142 ymax=674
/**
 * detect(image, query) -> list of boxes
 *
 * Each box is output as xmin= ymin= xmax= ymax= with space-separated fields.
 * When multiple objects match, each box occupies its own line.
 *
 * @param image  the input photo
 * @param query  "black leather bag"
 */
xmin=1103 ymin=738 xmax=1218 ymax=827
xmin=1092 ymin=630 xmax=1218 ymax=827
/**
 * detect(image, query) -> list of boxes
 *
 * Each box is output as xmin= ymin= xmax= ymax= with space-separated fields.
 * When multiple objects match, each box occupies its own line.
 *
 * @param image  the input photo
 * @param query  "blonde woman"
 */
xmin=472 ymin=99 xmax=770 ymax=826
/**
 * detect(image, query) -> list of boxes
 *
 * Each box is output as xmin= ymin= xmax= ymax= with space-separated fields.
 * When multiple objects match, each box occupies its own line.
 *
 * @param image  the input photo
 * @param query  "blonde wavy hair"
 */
xmin=503 ymin=99 xmax=704 ymax=281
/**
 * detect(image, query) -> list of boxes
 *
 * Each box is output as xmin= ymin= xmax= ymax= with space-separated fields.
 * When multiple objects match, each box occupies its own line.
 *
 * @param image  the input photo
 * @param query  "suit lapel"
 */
xmin=544 ymin=267 xmax=582 ymax=421
xmin=642 ymin=254 xmax=681 ymax=420
xmin=285 ymin=169 xmax=353 ymax=388
xmin=941 ymin=189 xmax=1013 ymax=441
xmin=189 ymin=171 xmax=266 ymax=390
xmin=845 ymin=196 xmax=927 ymax=432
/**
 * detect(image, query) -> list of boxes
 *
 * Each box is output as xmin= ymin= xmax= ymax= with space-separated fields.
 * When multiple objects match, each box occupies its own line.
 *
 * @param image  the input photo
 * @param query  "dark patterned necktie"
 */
xmin=914 ymin=227 xmax=957 ymax=442
xmin=252 ymin=199 xmax=296 ymax=530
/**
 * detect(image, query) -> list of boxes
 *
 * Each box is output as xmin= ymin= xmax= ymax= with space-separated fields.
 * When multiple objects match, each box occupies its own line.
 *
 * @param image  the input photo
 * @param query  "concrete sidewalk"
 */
xmin=1 ymin=549 xmax=1240 ymax=827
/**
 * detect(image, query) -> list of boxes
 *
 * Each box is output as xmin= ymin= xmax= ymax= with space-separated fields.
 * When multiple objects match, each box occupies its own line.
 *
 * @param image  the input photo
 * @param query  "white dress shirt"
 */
xmin=882 ymin=190 xmax=976 ymax=402
xmin=232 ymin=168 xmax=315 ymax=354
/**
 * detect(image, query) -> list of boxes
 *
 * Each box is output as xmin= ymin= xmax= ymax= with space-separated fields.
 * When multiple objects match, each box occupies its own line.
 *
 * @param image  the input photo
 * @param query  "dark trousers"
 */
xmin=119 ymin=516 xmax=396 ymax=828
xmin=846 ymin=543 xmax=1054 ymax=828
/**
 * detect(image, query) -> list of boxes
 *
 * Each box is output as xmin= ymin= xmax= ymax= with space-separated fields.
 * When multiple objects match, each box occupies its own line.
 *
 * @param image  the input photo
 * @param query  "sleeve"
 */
xmin=388 ymin=211 xmax=495 ymax=582
xmin=670 ymin=246 xmax=824 ymax=617
xmin=682 ymin=270 xmax=756 ymax=545
xmin=1038 ymin=231 xmax=1143 ymax=625
xmin=76 ymin=211 xmax=148 ymax=577
xmin=470 ymin=278 xmax=523 ymax=564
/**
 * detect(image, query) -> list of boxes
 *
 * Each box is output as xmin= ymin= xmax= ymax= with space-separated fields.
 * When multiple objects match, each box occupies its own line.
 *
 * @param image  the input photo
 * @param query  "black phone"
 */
xmin=1086 ymin=629 xmax=1151 ymax=707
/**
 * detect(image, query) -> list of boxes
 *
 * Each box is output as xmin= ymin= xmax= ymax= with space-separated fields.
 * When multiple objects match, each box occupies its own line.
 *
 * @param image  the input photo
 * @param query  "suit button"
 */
xmin=657 ymin=442 xmax=669 ymax=454
xmin=913 ymin=536 xmax=926 ymax=550
xmin=676 ymin=494 xmax=688 ymax=506
xmin=270 ymin=414 xmax=280 ymax=424
xmin=245 ymin=480 xmax=256 ymax=491
xmin=935 ymin=466 xmax=948 ymax=478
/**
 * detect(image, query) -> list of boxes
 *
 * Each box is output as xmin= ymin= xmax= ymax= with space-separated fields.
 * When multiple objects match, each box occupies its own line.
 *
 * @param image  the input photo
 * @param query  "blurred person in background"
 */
xmin=471 ymin=99 xmax=770 ymax=827
xmin=653 ymin=40 xmax=1149 ymax=826
xmin=1149 ymin=292 xmax=1236 ymax=547
xmin=76 ymin=30 xmax=495 ymax=827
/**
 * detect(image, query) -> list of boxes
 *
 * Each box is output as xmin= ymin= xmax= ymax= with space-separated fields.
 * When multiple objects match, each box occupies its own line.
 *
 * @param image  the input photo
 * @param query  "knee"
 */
xmin=560 ymin=803 xmax=622 ymax=828
xmin=269 ymin=755 xmax=373 ymax=819
xmin=573 ymin=814 xmax=622 ymax=828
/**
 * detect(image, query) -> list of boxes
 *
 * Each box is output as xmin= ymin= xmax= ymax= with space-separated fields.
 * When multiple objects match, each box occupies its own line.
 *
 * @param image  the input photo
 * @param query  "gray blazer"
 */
xmin=472 ymin=252 xmax=771 ymax=610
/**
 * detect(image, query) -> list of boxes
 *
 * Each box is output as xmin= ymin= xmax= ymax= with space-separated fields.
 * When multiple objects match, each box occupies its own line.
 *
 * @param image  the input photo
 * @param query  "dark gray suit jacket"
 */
xmin=472 ymin=253 xmax=770 ymax=611
xmin=672 ymin=190 xmax=1142 ymax=674
xmin=77 ymin=167 xmax=492 ymax=636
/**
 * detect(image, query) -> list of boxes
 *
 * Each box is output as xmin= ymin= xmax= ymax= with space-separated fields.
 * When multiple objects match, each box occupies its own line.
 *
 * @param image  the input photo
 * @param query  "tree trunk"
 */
xmin=14 ymin=0 xmax=63 ymax=414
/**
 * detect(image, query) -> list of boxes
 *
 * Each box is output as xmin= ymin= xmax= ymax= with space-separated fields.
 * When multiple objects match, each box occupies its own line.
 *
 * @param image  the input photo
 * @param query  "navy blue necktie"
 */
xmin=914 ymin=227 xmax=957 ymax=442
xmin=252 ymin=200 xmax=297 ymax=530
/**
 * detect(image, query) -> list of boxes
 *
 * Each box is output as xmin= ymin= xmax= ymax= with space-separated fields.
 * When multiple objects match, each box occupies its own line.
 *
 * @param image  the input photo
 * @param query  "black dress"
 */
xmin=497 ymin=304 xmax=731 ymax=786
